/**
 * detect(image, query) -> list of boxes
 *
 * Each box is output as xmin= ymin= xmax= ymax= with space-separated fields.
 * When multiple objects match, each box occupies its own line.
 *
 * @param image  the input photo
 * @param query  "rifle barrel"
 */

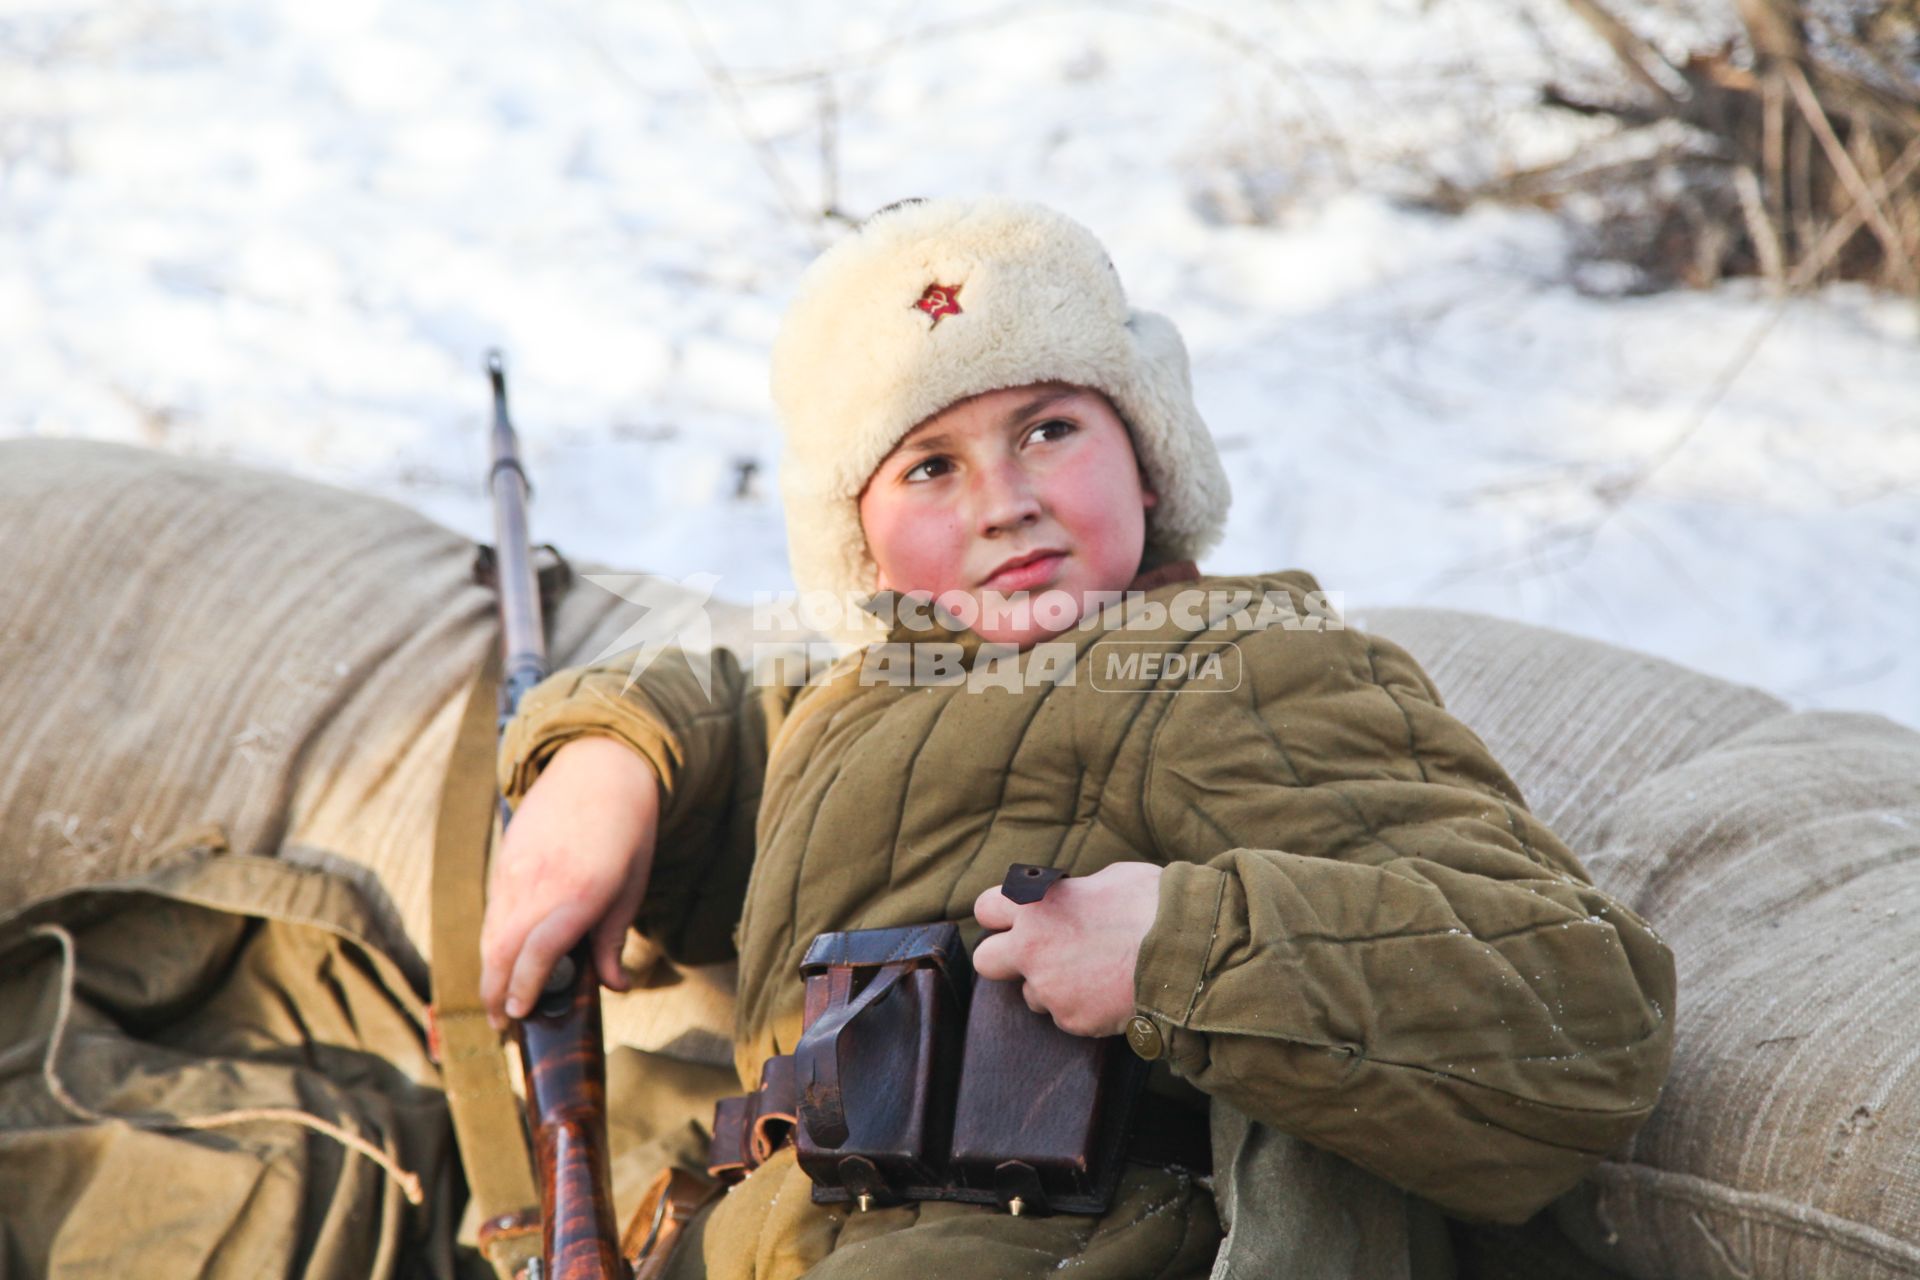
xmin=487 ymin=349 xmax=550 ymax=715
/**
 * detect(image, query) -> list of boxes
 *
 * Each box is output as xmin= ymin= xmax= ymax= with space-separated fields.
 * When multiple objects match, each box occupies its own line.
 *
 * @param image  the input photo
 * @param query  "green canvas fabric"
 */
xmin=0 ymin=839 xmax=467 ymax=1280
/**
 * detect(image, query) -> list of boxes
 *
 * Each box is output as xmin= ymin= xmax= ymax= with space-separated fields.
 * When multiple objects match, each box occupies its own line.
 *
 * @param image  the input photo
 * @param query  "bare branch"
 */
xmin=1733 ymin=165 xmax=1787 ymax=288
xmin=1787 ymin=132 xmax=1920 ymax=288
xmin=1560 ymin=0 xmax=1688 ymax=107
xmin=1785 ymin=61 xmax=1920 ymax=291
xmin=1733 ymin=0 xmax=1806 ymax=63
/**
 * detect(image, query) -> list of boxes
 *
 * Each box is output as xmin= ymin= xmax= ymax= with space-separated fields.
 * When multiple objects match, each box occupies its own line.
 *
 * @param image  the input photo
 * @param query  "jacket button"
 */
xmin=1124 ymin=1015 xmax=1164 ymax=1061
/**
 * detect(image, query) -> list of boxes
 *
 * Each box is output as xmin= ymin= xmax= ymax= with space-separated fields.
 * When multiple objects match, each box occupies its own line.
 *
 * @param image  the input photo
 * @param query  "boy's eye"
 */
xmin=1027 ymin=418 xmax=1075 ymax=444
xmin=904 ymin=456 xmax=950 ymax=483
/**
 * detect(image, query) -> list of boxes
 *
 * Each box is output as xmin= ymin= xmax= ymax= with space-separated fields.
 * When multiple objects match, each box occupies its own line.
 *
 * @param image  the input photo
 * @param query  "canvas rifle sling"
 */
xmin=431 ymin=643 xmax=542 ymax=1270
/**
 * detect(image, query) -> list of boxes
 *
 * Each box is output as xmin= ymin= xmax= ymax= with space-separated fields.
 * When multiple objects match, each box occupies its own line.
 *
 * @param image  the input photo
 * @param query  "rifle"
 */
xmin=484 ymin=350 xmax=626 ymax=1279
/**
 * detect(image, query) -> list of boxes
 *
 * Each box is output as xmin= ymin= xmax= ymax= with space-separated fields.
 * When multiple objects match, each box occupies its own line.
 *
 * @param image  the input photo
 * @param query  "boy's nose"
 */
xmin=973 ymin=460 xmax=1043 ymax=537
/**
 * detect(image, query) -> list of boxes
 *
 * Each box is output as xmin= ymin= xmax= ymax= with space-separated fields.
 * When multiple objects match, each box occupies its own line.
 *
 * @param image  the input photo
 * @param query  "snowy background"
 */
xmin=4 ymin=0 xmax=1916 ymax=728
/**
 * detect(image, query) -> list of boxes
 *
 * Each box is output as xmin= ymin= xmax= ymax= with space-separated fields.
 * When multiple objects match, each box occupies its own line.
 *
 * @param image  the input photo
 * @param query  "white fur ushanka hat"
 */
xmin=770 ymin=197 xmax=1231 ymax=647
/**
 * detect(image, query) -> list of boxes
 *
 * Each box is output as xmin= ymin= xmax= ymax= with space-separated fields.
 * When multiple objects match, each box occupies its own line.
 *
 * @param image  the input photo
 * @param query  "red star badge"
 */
xmin=913 ymin=282 xmax=963 ymax=327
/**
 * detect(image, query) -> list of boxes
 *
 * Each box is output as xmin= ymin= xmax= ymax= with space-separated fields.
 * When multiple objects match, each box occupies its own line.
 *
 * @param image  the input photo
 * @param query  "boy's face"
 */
xmin=857 ymin=382 xmax=1158 ymax=649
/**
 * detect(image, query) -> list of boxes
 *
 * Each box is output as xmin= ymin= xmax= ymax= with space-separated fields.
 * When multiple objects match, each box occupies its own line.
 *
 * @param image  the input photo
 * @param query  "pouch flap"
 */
xmin=800 ymin=922 xmax=972 ymax=996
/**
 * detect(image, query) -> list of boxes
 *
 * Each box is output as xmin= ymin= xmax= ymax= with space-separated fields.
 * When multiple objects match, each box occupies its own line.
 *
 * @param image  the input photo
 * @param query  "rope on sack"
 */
xmin=1592 ymin=1159 xmax=1920 ymax=1275
xmin=28 ymin=922 xmax=426 ymax=1205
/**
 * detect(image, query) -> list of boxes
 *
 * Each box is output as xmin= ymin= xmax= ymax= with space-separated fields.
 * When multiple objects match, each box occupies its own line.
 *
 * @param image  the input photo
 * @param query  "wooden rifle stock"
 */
xmin=485 ymin=350 xmax=626 ymax=1277
xmin=518 ymin=948 xmax=624 ymax=1278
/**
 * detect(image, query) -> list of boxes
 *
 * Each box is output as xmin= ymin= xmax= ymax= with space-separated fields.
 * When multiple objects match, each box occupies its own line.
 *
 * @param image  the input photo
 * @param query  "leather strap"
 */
xmin=794 ymin=962 xmax=914 ymax=1148
xmin=709 ymin=1065 xmax=1211 ymax=1189
xmin=625 ymin=1167 xmax=723 ymax=1279
xmin=1001 ymin=863 xmax=1066 ymax=905
xmin=708 ymin=1054 xmax=802 ymax=1181
xmin=750 ymin=1054 xmax=799 ymax=1164
xmin=430 ymin=643 xmax=541 ymax=1277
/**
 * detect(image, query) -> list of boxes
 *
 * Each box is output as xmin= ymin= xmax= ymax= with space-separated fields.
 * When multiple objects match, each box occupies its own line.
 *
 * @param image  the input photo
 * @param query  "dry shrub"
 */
xmin=1441 ymin=0 xmax=1920 ymax=294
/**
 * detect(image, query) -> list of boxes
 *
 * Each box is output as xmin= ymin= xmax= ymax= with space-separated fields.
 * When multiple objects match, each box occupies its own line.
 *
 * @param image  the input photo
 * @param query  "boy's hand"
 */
xmin=479 ymin=735 xmax=660 ymax=1030
xmin=971 ymin=861 xmax=1163 ymax=1038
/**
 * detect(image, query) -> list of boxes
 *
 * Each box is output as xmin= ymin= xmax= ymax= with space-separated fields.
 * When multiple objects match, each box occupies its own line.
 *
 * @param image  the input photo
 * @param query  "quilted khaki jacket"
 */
xmin=499 ymin=568 xmax=1676 ymax=1271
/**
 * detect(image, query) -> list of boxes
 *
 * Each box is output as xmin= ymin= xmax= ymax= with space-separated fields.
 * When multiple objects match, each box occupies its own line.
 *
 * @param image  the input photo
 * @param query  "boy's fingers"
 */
xmin=505 ymin=914 xmax=586 ymax=1019
xmin=590 ymin=913 xmax=631 ymax=993
xmin=479 ymin=963 xmax=506 ymax=1030
xmin=479 ymin=955 xmax=507 ymax=1028
xmin=478 ymin=913 xmax=531 ymax=1027
xmin=973 ymin=885 xmax=1018 ymax=931
xmin=971 ymin=930 xmax=1020 ymax=982
xmin=593 ymin=868 xmax=649 ymax=991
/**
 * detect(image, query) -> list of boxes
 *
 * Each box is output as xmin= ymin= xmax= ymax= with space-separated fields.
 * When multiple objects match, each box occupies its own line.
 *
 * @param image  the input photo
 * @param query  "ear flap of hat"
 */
xmin=778 ymin=460 xmax=888 ymax=649
xmin=1112 ymin=309 xmax=1231 ymax=568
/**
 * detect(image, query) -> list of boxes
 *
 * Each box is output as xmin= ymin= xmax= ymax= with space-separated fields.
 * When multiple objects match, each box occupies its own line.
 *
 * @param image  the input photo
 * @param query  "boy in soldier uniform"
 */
xmin=478 ymin=197 xmax=1675 ymax=1279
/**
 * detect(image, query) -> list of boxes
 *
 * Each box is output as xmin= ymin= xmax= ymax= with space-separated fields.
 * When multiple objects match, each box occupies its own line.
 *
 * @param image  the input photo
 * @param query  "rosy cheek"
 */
xmin=860 ymin=503 xmax=896 ymax=586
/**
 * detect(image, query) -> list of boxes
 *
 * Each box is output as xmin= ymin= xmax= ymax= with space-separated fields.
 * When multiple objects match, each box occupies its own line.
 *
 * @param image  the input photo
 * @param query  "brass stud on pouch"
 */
xmin=1008 ymin=1196 xmax=1026 ymax=1217
xmin=856 ymin=1193 xmax=874 ymax=1213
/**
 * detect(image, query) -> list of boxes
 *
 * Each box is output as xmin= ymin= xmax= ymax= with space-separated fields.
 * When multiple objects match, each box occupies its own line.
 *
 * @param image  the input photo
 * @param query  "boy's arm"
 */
xmin=1134 ymin=628 xmax=1676 ymax=1226
xmin=497 ymin=644 xmax=818 ymax=963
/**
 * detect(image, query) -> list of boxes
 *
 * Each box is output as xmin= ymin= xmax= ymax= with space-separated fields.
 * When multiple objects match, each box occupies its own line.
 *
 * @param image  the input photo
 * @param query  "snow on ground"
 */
xmin=4 ymin=0 xmax=1916 ymax=727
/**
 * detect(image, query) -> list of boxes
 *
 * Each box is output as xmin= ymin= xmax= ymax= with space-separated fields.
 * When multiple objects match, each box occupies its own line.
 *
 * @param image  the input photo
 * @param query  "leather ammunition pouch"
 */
xmin=708 ymin=909 xmax=1209 ymax=1217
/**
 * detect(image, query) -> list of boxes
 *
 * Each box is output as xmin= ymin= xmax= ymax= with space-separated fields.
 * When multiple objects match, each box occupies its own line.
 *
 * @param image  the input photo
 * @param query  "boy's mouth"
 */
xmin=980 ymin=549 xmax=1067 ymax=592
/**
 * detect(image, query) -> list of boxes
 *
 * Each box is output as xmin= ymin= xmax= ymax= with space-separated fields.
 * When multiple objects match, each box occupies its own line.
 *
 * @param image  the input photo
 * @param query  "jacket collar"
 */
xmin=857 ymin=558 xmax=1203 ymax=652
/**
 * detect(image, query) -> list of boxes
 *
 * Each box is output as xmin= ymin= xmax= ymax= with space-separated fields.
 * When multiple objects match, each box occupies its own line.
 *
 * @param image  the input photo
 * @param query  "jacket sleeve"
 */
xmin=1132 ymin=623 xmax=1676 ymax=1225
xmin=496 ymin=644 xmax=824 ymax=964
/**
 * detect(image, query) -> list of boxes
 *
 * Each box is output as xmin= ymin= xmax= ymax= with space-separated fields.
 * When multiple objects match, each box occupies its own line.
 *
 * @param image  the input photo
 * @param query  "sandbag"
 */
xmin=1556 ymin=711 xmax=1920 ymax=1279
xmin=0 ymin=439 xmax=774 ymax=1062
xmin=0 ymin=439 xmax=492 ymax=972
